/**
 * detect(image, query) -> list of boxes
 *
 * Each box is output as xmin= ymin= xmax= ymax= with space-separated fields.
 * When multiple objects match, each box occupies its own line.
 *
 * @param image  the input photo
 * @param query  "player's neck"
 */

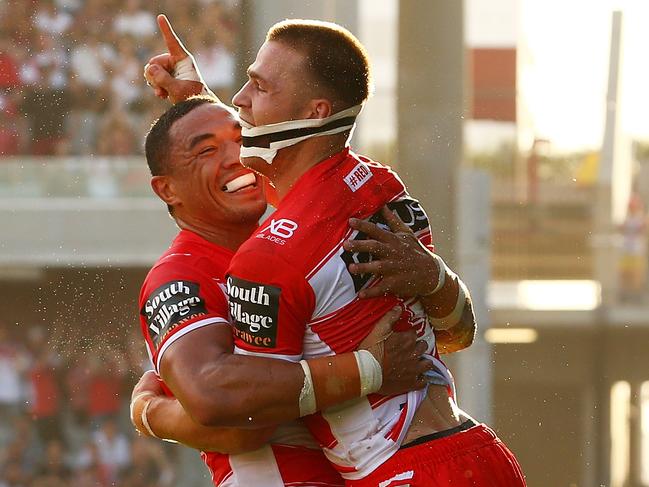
xmin=270 ymin=135 xmax=347 ymax=201
xmin=174 ymin=217 xmax=257 ymax=251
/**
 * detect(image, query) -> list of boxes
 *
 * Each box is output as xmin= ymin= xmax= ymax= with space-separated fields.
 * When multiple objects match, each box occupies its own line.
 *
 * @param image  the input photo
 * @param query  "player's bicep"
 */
xmin=158 ymin=323 xmax=233 ymax=412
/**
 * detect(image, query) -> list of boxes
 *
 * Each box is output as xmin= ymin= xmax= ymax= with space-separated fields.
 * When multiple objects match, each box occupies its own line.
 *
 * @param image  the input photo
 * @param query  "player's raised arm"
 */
xmin=143 ymin=14 xmax=217 ymax=103
xmin=344 ymin=206 xmax=476 ymax=352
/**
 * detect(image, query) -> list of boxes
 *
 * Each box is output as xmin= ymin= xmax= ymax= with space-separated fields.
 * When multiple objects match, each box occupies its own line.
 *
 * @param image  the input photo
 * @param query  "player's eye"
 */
xmin=199 ymin=146 xmax=217 ymax=156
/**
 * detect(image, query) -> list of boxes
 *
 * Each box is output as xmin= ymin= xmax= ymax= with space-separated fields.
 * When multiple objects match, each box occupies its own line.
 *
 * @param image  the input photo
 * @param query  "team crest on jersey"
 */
xmin=141 ymin=281 xmax=207 ymax=350
xmin=226 ymin=275 xmax=280 ymax=348
xmin=341 ymin=198 xmax=430 ymax=292
xmin=344 ymin=161 xmax=373 ymax=192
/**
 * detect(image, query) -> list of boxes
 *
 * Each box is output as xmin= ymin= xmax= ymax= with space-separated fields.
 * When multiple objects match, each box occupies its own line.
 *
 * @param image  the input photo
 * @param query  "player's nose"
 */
xmin=232 ymin=81 xmax=251 ymax=109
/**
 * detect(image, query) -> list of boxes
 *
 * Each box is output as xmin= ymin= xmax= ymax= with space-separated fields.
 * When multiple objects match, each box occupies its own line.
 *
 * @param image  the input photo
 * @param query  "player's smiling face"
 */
xmin=165 ymin=103 xmax=267 ymax=226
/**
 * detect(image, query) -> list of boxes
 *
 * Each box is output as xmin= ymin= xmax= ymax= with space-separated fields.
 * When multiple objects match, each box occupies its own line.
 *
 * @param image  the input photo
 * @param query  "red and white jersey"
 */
xmin=227 ymin=148 xmax=454 ymax=480
xmin=139 ymin=230 xmax=343 ymax=487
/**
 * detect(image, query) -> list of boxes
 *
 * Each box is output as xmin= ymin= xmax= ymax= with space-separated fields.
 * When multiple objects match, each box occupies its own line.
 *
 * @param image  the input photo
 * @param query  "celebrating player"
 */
xmin=132 ymin=96 xmax=472 ymax=486
xmin=141 ymin=15 xmax=524 ymax=486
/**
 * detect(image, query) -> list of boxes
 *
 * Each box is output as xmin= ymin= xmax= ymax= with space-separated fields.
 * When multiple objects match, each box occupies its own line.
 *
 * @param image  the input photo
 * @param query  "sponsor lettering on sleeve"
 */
xmin=141 ymin=281 xmax=208 ymax=350
xmin=226 ymin=275 xmax=280 ymax=348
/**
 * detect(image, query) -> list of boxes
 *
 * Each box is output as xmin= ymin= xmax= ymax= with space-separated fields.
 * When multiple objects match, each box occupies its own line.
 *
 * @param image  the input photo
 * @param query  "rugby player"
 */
xmin=141 ymin=15 xmax=524 ymax=486
xmin=132 ymin=96 xmax=462 ymax=486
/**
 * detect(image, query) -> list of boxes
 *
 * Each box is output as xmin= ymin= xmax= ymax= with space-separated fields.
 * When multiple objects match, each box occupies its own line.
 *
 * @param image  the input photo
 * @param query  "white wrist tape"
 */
xmin=173 ymin=56 xmax=214 ymax=97
xmin=298 ymin=360 xmax=317 ymax=417
xmin=141 ymin=398 xmax=159 ymax=439
xmin=423 ymin=253 xmax=447 ymax=296
xmin=429 ymin=278 xmax=469 ymax=330
xmin=172 ymin=56 xmax=202 ymax=82
xmin=354 ymin=350 xmax=383 ymax=396
xmin=130 ymin=392 xmax=153 ymax=424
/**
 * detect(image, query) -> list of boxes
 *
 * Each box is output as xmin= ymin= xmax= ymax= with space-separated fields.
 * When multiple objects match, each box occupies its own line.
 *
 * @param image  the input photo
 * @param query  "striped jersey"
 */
xmin=139 ymin=229 xmax=343 ymax=486
xmin=227 ymin=148 xmax=453 ymax=480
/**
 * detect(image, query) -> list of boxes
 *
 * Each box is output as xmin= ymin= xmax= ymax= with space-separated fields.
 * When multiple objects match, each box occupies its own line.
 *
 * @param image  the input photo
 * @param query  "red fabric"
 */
xmin=87 ymin=373 xmax=121 ymax=417
xmin=0 ymin=52 xmax=21 ymax=88
xmin=0 ymin=127 xmax=20 ymax=155
xmin=346 ymin=424 xmax=526 ymax=487
xmin=29 ymin=364 xmax=59 ymax=418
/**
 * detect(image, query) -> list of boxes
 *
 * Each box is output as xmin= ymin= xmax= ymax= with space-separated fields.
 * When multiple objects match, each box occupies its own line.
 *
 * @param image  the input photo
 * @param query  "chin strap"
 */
xmin=239 ymin=104 xmax=363 ymax=164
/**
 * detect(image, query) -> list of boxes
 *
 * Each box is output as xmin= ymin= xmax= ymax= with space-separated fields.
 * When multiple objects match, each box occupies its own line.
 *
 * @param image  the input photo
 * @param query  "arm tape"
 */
xmin=173 ymin=56 xmax=215 ymax=98
xmin=298 ymin=351 xmax=383 ymax=417
xmin=428 ymin=278 xmax=469 ymax=330
xmin=421 ymin=253 xmax=447 ymax=296
xmin=141 ymin=398 xmax=160 ymax=439
xmin=140 ymin=398 xmax=178 ymax=444
xmin=298 ymin=360 xmax=317 ymax=417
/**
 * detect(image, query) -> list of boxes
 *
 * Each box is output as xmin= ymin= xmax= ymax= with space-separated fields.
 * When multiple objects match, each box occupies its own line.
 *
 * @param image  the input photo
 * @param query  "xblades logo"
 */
xmin=262 ymin=218 xmax=298 ymax=238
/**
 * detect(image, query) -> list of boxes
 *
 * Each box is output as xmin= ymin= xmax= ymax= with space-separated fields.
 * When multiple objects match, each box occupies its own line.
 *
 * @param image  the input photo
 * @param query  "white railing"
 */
xmin=0 ymin=157 xmax=153 ymax=199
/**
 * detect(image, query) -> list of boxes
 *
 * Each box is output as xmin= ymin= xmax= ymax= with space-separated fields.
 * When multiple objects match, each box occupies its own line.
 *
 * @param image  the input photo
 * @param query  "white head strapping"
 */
xmin=239 ymin=104 xmax=363 ymax=164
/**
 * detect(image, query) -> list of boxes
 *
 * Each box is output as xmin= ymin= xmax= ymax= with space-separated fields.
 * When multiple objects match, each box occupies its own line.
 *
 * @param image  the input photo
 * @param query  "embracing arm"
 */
xmin=141 ymin=310 xmax=429 ymax=431
xmin=130 ymin=370 xmax=273 ymax=453
xmin=344 ymin=206 xmax=476 ymax=353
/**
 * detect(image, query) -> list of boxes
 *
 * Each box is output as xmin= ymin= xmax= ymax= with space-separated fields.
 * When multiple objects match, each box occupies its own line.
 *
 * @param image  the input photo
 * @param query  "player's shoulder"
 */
xmin=141 ymin=232 xmax=231 ymax=300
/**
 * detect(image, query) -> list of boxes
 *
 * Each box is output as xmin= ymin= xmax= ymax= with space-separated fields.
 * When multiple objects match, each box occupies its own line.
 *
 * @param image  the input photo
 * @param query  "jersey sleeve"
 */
xmin=226 ymin=247 xmax=314 ymax=362
xmin=139 ymin=260 xmax=230 ymax=372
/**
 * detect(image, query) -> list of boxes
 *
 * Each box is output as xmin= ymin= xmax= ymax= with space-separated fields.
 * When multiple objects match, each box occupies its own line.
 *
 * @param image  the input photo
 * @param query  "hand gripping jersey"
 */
xmin=227 ymin=148 xmax=454 ymax=480
xmin=139 ymin=230 xmax=343 ymax=487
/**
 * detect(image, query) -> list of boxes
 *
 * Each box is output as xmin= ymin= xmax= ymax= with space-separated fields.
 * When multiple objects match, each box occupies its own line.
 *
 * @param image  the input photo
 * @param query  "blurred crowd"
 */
xmin=0 ymin=0 xmax=240 ymax=157
xmin=0 ymin=320 xmax=176 ymax=487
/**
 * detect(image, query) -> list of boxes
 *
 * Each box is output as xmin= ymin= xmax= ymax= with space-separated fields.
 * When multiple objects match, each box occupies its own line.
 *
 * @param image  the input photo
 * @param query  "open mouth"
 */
xmin=222 ymin=173 xmax=257 ymax=193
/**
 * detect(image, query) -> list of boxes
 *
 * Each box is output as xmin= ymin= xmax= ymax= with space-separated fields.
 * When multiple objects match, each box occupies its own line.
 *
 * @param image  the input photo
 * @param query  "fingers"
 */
xmin=349 ymin=217 xmax=393 ymax=243
xmin=414 ymin=340 xmax=428 ymax=356
xmin=145 ymin=63 xmax=176 ymax=93
xmin=157 ymin=14 xmax=189 ymax=58
xmin=357 ymin=285 xmax=388 ymax=299
xmin=380 ymin=206 xmax=412 ymax=234
xmin=374 ymin=306 xmax=402 ymax=337
xmin=344 ymin=238 xmax=387 ymax=257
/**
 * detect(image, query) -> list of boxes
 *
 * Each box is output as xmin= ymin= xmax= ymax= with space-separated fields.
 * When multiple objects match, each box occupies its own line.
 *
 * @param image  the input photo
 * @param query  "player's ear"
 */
xmin=306 ymin=98 xmax=332 ymax=119
xmin=151 ymin=175 xmax=181 ymax=208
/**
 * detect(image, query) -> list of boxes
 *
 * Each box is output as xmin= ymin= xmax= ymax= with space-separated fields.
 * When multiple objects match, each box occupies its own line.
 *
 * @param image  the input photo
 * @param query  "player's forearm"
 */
xmin=144 ymin=395 xmax=274 ymax=453
xmin=434 ymin=301 xmax=476 ymax=354
xmin=419 ymin=258 xmax=475 ymax=333
xmin=173 ymin=352 xmax=382 ymax=428
xmin=185 ymin=355 xmax=304 ymax=427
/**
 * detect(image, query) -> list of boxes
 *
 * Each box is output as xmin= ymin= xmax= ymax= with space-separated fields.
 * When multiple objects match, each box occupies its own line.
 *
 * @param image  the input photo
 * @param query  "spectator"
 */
xmin=92 ymin=418 xmax=130 ymax=484
xmin=113 ymin=0 xmax=156 ymax=39
xmin=0 ymin=322 xmax=28 ymax=441
xmin=118 ymin=436 xmax=174 ymax=487
xmin=619 ymin=192 xmax=649 ymax=303
xmin=33 ymin=0 xmax=73 ymax=38
xmin=86 ymin=352 xmax=124 ymax=426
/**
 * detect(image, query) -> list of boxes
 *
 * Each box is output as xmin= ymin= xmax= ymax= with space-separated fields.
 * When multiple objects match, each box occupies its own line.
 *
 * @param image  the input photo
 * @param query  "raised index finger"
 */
xmin=157 ymin=14 xmax=189 ymax=58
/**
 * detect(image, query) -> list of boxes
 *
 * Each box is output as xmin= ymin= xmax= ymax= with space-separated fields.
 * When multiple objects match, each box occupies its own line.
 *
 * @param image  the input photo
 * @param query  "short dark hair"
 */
xmin=266 ymin=19 xmax=372 ymax=108
xmin=144 ymin=95 xmax=218 ymax=176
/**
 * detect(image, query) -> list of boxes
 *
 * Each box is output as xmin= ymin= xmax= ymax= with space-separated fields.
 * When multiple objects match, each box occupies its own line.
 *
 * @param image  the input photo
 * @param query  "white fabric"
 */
xmin=228 ymin=445 xmax=285 ymax=487
xmin=239 ymin=104 xmax=363 ymax=164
